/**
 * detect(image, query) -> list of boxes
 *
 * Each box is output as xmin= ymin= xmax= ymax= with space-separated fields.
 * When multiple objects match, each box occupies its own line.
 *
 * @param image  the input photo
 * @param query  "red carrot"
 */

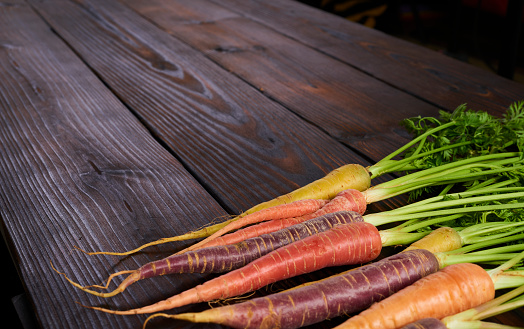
xmin=84 ymin=221 xmax=382 ymax=315
xmin=55 ymin=211 xmax=364 ymax=298
xmin=199 ymin=188 xmax=367 ymax=249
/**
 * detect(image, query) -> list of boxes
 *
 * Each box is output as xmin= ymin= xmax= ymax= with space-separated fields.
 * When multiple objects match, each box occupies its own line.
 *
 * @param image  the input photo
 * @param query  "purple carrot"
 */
xmin=59 ymin=211 xmax=364 ymax=298
xmin=152 ymin=249 xmax=439 ymax=329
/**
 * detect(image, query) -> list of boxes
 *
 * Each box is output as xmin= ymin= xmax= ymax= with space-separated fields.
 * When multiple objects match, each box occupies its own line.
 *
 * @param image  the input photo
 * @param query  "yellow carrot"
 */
xmin=83 ymin=164 xmax=371 ymax=256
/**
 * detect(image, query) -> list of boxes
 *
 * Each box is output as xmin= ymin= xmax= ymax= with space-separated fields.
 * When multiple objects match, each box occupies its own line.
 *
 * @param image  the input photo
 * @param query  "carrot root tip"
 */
xmin=50 ymin=260 xmax=134 ymax=297
xmin=143 ymin=313 xmax=176 ymax=329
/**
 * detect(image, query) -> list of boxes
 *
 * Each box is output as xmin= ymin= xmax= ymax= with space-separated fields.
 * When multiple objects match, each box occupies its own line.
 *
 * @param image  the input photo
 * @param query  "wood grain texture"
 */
xmin=29 ymin=0 xmax=370 ymax=215
xmin=204 ymin=0 xmax=524 ymax=114
xmin=122 ymin=0 xmax=441 ymax=162
xmin=4 ymin=0 xmax=521 ymax=328
xmin=0 ymin=4 xmax=227 ymax=329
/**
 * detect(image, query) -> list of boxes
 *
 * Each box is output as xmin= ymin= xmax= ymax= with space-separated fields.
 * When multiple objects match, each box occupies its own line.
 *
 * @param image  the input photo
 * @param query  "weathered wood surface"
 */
xmin=0 ymin=0 xmax=523 ymax=328
xmin=122 ymin=0 xmax=441 ymax=162
xmin=0 ymin=3 xmax=228 ymax=329
xmin=206 ymin=0 xmax=522 ymax=112
xmin=28 ymin=0 xmax=376 ymax=214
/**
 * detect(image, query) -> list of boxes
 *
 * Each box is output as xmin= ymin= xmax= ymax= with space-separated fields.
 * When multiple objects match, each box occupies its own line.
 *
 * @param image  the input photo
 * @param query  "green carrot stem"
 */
xmin=436 ymin=252 xmax=519 ymax=268
xmin=475 ymin=301 xmax=524 ymax=325
xmin=461 ymin=222 xmax=524 ymax=244
xmin=372 ymin=152 xmax=520 ymax=189
xmin=371 ymin=189 xmax=524 ymax=216
xmin=493 ymin=275 xmax=524 ymax=290
xmin=438 ymin=183 xmax=455 ymax=196
xmin=472 ymin=285 xmax=524 ymax=319
xmin=370 ymin=141 xmax=474 ymax=177
xmin=391 ymin=185 xmax=524 ymax=213
xmin=365 ymin=161 xmax=524 ymax=203
xmin=446 ymin=233 xmax=524 ymax=255
xmin=365 ymin=202 xmax=524 ymax=227
xmin=492 ymin=272 xmax=524 ymax=290
xmin=489 ymin=251 xmax=524 ymax=280
xmin=393 ymin=214 xmax=464 ymax=233
xmin=369 ymin=121 xmax=458 ymax=177
xmin=468 ymin=244 xmax=524 ymax=256
xmin=379 ymin=231 xmax=429 ymax=247
xmin=466 ymin=177 xmax=519 ymax=192
xmin=462 ymin=323 xmax=524 ymax=329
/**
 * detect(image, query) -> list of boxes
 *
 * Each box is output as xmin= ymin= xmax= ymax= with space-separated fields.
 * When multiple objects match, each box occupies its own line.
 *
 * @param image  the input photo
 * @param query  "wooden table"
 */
xmin=1 ymin=1 xmax=523 ymax=328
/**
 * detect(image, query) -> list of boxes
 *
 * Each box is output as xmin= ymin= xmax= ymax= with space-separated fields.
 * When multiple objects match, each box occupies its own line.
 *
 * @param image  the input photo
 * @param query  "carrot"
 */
xmin=145 ymin=249 xmax=439 ymax=329
xmin=335 ymin=263 xmax=495 ymax=329
xmin=334 ymin=251 xmax=524 ymax=329
xmin=62 ymin=187 xmax=524 ymax=300
xmin=194 ymin=165 xmax=524 ymax=252
xmin=175 ymin=197 xmax=334 ymax=254
xmin=404 ymin=221 xmax=524 ymax=254
xmin=83 ymin=221 xmax=382 ymax=315
xmin=143 ymin=243 xmax=524 ymax=329
xmin=404 ymin=227 xmax=462 ymax=253
xmin=401 ymin=284 xmax=524 ymax=328
xmin=82 ymin=198 xmax=329 ymax=256
xmin=195 ymin=188 xmax=367 ymax=250
xmin=80 ymin=164 xmax=370 ymax=257
xmin=80 ymin=103 xmax=524 ymax=257
xmin=56 ymin=211 xmax=364 ymax=298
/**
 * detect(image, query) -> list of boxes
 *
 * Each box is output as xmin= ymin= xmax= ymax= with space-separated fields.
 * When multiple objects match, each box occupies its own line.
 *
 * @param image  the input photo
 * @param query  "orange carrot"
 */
xmin=175 ymin=197 xmax=334 ymax=254
xmin=85 ymin=221 xmax=382 ymax=315
xmin=198 ymin=188 xmax=367 ymax=249
xmin=333 ymin=262 xmax=495 ymax=329
xmin=85 ymin=198 xmax=328 ymax=257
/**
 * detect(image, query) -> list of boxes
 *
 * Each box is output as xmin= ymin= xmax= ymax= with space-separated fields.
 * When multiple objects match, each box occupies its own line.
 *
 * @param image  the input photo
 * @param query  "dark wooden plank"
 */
xmin=0 ymin=4 xmax=228 ymax=329
xmin=206 ymin=0 xmax=524 ymax=114
xmin=121 ymin=0 xmax=442 ymax=162
xmin=29 ymin=0 xmax=373 ymax=215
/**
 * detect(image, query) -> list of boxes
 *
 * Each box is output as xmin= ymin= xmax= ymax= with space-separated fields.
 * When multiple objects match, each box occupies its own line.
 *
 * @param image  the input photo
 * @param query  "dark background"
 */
xmin=299 ymin=0 xmax=524 ymax=83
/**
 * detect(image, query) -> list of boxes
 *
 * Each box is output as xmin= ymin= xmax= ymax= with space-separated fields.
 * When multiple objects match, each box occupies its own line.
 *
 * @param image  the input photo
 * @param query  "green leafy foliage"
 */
xmin=401 ymin=101 xmax=524 ymax=169
xmin=393 ymin=101 xmax=524 ymax=200
xmin=444 ymin=198 xmax=524 ymax=228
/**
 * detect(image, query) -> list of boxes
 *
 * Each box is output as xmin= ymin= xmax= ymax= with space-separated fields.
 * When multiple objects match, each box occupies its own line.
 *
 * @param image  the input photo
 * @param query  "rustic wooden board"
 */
xmin=6 ymin=0 xmax=520 ymax=328
xmin=122 ymin=0 xmax=442 ymax=162
xmin=28 ymin=0 xmax=377 ymax=216
xmin=0 ymin=4 xmax=228 ymax=329
xmin=204 ymin=0 xmax=524 ymax=114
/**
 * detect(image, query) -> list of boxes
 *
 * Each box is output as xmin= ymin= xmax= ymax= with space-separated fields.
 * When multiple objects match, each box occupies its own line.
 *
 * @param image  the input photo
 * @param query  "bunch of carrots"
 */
xmin=55 ymin=101 xmax=524 ymax=329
